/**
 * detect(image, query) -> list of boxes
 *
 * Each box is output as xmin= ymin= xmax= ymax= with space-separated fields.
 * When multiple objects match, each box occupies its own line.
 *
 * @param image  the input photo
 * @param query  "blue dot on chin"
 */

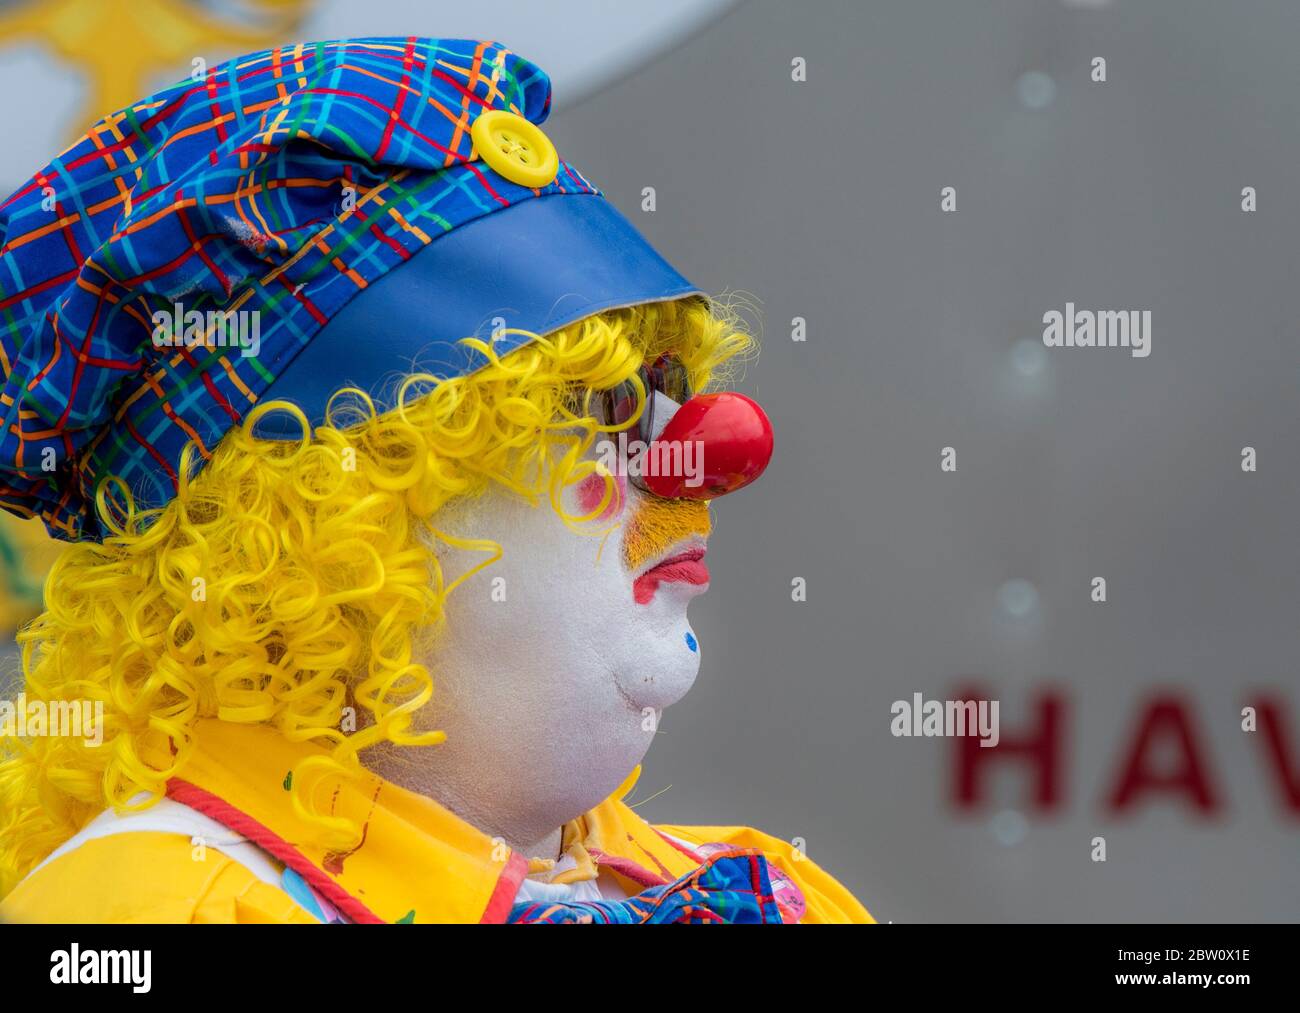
xmin=684 ymin=631 xmax=698 ymax=653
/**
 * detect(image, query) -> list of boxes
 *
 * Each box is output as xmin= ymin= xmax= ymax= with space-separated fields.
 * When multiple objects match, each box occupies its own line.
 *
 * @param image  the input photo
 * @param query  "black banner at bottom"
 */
xmin=0 ymin=922 xmax=1289 ymax=999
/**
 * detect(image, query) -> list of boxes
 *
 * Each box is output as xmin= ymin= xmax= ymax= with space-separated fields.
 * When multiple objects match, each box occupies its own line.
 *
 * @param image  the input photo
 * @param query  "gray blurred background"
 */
xmin=1 ymin=0 xmax=1297 ymax=921
xmin=549 ymin=0 xmax=1300 ymax=923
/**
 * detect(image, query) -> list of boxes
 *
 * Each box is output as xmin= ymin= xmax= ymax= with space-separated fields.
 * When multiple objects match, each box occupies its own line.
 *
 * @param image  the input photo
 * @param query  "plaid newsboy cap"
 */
xmin=0 ymin=37 xmax=698 ymax=541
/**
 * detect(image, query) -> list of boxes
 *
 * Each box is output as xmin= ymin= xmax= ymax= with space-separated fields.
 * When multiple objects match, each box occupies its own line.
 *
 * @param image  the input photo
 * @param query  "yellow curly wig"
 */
xmin=0 ymin=298 xmax=753 ymax=896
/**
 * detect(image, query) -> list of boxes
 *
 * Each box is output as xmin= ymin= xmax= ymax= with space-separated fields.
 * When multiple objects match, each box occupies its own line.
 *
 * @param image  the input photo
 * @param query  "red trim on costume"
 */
xmin=165 ymin=778 xmax=386 ymax=925
xmin=587 ymin=849 xmax=671 ymax=887
xmin=479 ymin=851 xmax=529 ymax=923
xmin=654 ymin=828 xmax=706 ymax=861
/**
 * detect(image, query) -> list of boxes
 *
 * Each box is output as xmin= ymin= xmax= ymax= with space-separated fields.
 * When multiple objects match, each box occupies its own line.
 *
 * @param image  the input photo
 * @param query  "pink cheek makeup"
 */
xmin=574 ymin=471 xmax=626 ymax=523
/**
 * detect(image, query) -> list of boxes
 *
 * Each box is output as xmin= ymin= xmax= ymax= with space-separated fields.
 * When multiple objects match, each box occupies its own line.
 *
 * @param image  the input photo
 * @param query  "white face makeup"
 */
xmin=371 ymin=392 xmax=712 ymax=855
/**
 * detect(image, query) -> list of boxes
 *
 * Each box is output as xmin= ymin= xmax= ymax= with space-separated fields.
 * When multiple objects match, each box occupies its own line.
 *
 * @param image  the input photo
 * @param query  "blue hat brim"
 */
xmin=254 ymin=193 xmax=702 ymax=438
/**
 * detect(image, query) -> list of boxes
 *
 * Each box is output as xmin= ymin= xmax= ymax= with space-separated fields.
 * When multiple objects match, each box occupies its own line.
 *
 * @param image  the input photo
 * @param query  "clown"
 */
xmin=0 ymin=37 xmax=870 ymax=924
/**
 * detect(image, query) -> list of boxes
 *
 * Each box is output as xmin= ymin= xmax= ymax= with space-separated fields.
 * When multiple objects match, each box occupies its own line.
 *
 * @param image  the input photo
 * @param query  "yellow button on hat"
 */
xmin=471 ymin=109 xmax=559 ymax=188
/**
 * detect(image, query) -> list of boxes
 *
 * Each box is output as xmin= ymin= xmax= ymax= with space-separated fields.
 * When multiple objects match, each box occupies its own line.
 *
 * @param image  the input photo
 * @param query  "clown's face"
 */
xmin=399 ymin=391 xmax=713 ymax=852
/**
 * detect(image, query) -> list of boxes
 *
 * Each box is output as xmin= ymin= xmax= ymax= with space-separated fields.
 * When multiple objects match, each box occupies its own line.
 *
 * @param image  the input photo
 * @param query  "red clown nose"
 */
xmin=642 ymin=392 xmax=774 ymax=500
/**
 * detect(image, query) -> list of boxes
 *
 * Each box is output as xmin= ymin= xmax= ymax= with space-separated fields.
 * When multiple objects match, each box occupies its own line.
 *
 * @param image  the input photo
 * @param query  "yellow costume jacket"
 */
xmin=3 ymin=720 xmax=871 ymax=924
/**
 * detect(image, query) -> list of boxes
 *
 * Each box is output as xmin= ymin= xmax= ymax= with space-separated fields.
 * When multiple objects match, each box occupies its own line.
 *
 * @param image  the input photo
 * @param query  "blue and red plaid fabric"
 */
xmin=507 ymin=851 xmax=788 ymax=924
xmin=0 ymin=37 xmax=598 ymax=540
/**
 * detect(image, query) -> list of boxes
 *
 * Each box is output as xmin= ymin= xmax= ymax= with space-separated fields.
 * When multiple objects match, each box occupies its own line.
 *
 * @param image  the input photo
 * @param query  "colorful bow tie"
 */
xmin=508 ymin=850 xmax=790 ymax=925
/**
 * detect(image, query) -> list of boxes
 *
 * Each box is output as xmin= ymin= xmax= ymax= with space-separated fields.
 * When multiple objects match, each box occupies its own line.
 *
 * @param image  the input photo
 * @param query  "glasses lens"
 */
xmin=596 ymin=355 xmax=691 ymax=456
xmin=598 ymin=378 xmax=642 ymax=438
xmin=654 ymin=356 xmax=692 ymax=405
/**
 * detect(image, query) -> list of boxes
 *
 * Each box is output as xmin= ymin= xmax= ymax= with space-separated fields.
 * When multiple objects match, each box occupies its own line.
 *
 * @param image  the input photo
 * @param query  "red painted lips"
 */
xmin=632 ymin=547 xmax=709 ymax=605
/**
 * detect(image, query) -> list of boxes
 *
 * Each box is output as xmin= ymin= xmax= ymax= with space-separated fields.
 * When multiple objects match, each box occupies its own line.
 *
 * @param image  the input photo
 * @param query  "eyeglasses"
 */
xmin=595 ymin=354 xmax=693 ymax=445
